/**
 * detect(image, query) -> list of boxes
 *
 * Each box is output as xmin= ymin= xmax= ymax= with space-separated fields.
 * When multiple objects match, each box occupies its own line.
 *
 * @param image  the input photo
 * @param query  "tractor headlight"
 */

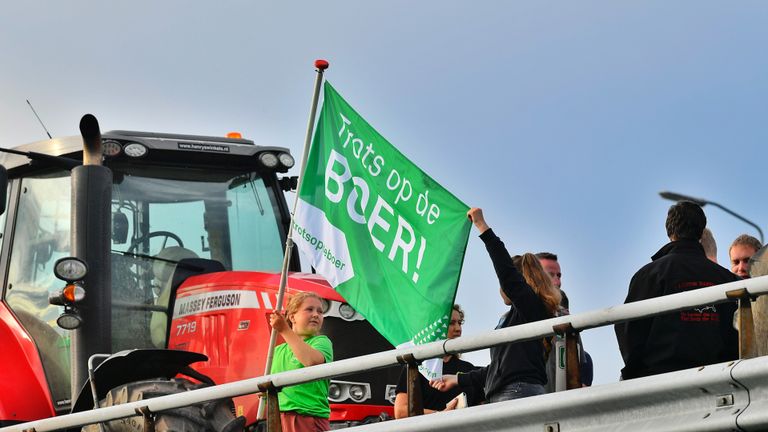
xmin=259 ymin=152 xmax=279 ymax=168
xmin=327 ymin=380 xmax=371 ymax=403
xmin=278 ymin=152 xmax=295 ymax=169
xmin=328 ymin=382 xmax=342 ymax=401
xmin=338 ymin=303 xmax=356 ymax=320
xmin=320 ymin=299 xmax=331 ymax=314
xmin=348 ymin=384 xmax=367 ymax=402
xmin=54 ymin=257 xmax=88 ymax=282
xmin=57 ymin=310 xmax=83 ymax=330
xmin=123 ymin=142 xmax=148 ymax=158
xmin=102 ymin=140 xmax=122 ymax=157
xmin=385 ymin=385 xmax=397 ymax=404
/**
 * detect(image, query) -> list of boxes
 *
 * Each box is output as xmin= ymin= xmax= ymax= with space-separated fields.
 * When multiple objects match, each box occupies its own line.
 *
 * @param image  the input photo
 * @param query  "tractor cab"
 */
xmin=0 ymin=131 xmax=296 ymax=413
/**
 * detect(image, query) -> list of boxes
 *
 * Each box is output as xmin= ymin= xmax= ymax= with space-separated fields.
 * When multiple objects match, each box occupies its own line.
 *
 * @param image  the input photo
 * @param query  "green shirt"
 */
xmin=271 ymin=335 xmax=333 ymax=418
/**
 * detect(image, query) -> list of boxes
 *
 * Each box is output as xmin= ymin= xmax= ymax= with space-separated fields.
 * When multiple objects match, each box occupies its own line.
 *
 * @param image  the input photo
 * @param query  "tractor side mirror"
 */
xmin=0 ymin=165 xmax=7 ymax=216
xmin=279 ymin=175 xmax=299 ymax=192
xmin=112 ymin=211 xmax=129 ymax=244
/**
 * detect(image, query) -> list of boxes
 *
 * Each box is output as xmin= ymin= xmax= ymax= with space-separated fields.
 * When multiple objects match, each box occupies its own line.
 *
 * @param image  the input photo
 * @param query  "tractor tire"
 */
xmin=82 ymin=378 xmax=245 ymax=432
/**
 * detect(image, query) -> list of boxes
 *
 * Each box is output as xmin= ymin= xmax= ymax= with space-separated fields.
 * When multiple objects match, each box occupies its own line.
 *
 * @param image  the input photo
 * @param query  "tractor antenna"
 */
xmin=26 ymin=99 xmax=53 ymax=139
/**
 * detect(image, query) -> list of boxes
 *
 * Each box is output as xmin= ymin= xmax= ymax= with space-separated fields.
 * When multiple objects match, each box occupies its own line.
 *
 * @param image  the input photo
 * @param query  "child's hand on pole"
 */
xmin=269 ymin=311 xmax=290 ymax=334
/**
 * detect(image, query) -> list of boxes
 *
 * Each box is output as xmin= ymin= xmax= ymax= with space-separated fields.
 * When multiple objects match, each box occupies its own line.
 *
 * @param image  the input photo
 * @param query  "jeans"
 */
xmin=488 ymin=382 xmax=546 ymax=403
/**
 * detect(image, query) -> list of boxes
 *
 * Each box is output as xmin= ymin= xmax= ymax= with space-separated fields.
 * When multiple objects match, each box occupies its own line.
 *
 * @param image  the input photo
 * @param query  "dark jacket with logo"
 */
xmin=458 ymin=229 xmax=550 ymax=398
xmin=615 ymin=240 xmax=739 ymax=379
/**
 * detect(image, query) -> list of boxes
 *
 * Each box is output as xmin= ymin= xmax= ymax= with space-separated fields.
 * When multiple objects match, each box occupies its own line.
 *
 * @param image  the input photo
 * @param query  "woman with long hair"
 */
xmin=512 ymin=253 xmax=562 ymax=317
xmin=431 ymin=208 xmax=559 ymax=402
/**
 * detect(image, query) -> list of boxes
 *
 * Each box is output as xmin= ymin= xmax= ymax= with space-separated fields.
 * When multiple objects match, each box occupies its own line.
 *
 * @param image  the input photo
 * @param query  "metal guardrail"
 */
xmin=344 ymin=357 xmax=768 ymax=432
xmin=3 ymin=275 xmax=768 ymax=432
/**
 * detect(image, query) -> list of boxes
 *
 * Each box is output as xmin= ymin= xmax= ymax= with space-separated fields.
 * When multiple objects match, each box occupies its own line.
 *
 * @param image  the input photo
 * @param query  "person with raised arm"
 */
xmin=431 ymin=208 xmax=560 ymax=402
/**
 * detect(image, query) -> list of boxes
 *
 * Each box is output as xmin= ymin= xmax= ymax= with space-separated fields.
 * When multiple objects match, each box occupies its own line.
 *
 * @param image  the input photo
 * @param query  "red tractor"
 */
xmin=0 ymin=116 xmax=398 ymax=430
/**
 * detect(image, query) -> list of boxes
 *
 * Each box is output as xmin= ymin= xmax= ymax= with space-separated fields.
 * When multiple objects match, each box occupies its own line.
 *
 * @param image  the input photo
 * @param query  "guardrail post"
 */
xmin=726 ymin=288 xmax=758 ymax=359
xmin=397 ymin=353 xmax=424 ymax=417
xmin=135 ymin=406 xmax=155 ymax=432
xmin=258 ymin=381 xmax=282 ymax=432
xmin=553 ymin=323 xmax=581 ymax=390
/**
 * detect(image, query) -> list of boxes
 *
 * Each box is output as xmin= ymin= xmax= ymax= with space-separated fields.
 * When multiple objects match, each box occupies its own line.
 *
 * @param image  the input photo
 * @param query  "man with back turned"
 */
xmin=615 ymin=201 xmax=739 ymax=380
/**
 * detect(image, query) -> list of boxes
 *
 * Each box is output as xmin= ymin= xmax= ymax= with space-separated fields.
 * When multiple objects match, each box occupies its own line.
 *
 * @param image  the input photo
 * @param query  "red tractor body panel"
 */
xmin=0 ymin=303 xmax=56 ymax=422
xmin=331 ymin=404 xmax=394 ymax=422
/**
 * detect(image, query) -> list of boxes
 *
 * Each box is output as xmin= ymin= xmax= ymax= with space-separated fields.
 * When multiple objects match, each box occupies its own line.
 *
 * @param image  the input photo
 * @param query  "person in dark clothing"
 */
xmin=393 ymin=305 xmax=482 ymax=418
xmin=431 ymin=208 xmax=561 ymax=402
xmin=615 ymin=201 xmax=740 ymax=380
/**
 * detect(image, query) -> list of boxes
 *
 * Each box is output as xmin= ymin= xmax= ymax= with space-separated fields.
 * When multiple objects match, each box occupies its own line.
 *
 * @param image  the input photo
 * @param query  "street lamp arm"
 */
xmin=659 ymin=191 xmax=708 ymax=207
xmin=658 ymin=191 xmax=764 ymax=245
xmin=708 ymin=201 xmax=764 ymax=245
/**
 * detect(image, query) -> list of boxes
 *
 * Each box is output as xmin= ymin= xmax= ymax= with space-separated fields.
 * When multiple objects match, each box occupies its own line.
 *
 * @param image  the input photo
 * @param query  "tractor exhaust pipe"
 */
xmin=80 ymin=114 xmax=103 ymax=166
xmin=70 ymin=114 xmax=113 ymax=400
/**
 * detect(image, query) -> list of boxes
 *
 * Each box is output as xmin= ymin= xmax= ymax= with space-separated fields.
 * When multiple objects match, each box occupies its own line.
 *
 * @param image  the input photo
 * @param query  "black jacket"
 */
xmin=458 ymin=229 xmax=550 ymax=398
xmin=615 ymin=240 xmax=739 ymax=379
xmin=395 ymin=356 xmax=483 ymax=410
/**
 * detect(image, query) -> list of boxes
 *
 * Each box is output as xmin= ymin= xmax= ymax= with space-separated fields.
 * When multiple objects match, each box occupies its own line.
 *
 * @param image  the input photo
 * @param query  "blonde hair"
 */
xmin=285 ymin=291 xmax=323 ymax=329
xmin=513 ymin=253 xmax=562 ymax=317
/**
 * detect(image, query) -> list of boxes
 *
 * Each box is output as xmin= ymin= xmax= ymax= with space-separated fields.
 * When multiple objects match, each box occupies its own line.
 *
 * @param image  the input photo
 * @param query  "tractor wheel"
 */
xmin=82 ymin=378 xmax=245 ymax=432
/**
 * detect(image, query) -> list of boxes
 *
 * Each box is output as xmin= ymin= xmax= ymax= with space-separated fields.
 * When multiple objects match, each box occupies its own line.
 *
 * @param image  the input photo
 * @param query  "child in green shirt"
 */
xmin=270 ymin=292 xmax=333 ymax=432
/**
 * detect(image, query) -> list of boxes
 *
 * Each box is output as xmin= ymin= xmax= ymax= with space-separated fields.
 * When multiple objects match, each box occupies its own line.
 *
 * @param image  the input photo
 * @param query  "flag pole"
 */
xmin=257 ymin=59 xmax=329 ymax=420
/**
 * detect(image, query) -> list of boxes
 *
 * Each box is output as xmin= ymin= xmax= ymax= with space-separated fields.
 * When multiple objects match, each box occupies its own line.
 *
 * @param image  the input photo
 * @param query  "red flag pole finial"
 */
xmin=315 ymin=59 xmax=329 ymax=71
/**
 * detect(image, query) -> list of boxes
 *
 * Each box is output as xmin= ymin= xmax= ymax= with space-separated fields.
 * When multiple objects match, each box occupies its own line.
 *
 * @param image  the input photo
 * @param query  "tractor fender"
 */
xmin=0 ymin=304 xmax=57 ymax=421
xmin=70 ymin=349 xmax=208 ymax=413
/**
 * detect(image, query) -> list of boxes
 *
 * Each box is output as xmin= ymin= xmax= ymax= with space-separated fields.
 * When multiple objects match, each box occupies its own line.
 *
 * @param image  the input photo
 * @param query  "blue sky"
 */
xmin=2 ymin=1 xmax=767 ymax=385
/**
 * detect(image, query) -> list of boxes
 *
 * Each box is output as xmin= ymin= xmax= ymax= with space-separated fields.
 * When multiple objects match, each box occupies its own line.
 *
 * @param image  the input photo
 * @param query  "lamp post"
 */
xmin=659 ymin=191 xmax=764 ymax=244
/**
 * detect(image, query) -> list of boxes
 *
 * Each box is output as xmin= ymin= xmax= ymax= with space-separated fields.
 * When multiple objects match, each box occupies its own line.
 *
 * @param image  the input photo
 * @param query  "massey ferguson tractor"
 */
xmin=0 ymin=115 xmax=399 ymax=430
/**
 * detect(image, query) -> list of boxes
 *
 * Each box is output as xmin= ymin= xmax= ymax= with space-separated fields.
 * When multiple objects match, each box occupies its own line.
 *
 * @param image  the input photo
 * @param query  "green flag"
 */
xmin=294 ymin=82 xmax=470 ymax=375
